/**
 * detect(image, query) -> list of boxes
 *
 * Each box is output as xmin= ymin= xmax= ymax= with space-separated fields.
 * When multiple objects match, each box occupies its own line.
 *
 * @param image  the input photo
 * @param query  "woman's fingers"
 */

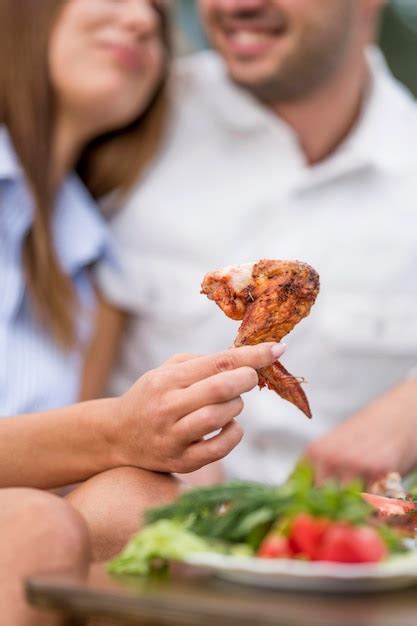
xmin=183 ymin=420 xmax=244 ymax=472
xmin=169 ymin=343 xmax=286 ymax=388
xmin=120 ymin=343 xmax=286 ymax=473
xmin=161 ymin=352 xmax=200 ymax=367
xmin=172 ymin=366 xmax=258 ymax=417
xmin=175 ymin=397 xmax=244 ymax=443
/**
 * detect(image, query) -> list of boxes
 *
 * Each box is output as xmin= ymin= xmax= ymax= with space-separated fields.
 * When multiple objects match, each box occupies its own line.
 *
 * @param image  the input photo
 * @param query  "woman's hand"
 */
xmin=112 ymin=342 xmax=286 ymax=474
xmin=0 ymin=343 xmax=284 ymax=489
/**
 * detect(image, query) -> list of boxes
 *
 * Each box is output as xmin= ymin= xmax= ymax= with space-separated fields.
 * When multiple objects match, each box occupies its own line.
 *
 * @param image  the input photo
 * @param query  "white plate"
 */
xmin=184 ymin=549 xmax=417 ymax=593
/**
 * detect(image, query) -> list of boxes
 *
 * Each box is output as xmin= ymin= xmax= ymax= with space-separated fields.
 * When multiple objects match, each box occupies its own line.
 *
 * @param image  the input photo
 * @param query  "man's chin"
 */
xmin=225 ymin=60 xmax=323 ymax=104
xmin=226 ymin=65 xmax=279 ymax=98
xmin=223 ymin=52 xmax=284 ymax=85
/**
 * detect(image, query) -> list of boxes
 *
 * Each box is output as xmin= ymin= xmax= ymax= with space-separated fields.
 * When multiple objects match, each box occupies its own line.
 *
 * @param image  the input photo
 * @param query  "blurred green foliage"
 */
xmin=380 ymin=2 xmax=417 ymax=96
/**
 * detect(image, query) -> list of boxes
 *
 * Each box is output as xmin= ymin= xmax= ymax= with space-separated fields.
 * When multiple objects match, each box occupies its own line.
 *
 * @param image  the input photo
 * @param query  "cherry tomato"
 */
xmin=317 ymin=524 xmax=387 ymax=563
xmin=257 ymin=534 xmax=292 ymax=559
xmin=288 ymin=514 xmax=332 ymax=560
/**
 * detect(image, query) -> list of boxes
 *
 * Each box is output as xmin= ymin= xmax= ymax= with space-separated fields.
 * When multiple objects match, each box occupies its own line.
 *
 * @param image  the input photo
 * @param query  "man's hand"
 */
xmin=113 ymin=342 xmax=286 ymax=474
xmin=306 ymin=378 xmax=417 ymax=487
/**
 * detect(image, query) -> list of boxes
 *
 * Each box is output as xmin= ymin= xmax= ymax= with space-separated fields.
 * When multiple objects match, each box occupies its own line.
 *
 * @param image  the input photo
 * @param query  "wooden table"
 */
xmin=26 ymin=562 xmax=417 ymax=626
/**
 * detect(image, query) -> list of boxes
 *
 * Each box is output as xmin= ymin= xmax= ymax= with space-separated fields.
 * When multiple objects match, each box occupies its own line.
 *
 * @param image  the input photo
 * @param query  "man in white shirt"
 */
xmin=98 ymin=0 xmax=417 ymax=485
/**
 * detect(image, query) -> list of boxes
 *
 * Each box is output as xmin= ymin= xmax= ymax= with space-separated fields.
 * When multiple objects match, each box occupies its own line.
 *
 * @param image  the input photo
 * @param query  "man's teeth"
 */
xmin=230 ymin=31 xmax=271 ymax=45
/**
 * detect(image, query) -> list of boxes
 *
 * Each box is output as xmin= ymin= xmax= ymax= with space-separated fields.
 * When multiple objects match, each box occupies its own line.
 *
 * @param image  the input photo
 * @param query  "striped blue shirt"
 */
xmin=0 ymin=127 xmax=108 ymax=416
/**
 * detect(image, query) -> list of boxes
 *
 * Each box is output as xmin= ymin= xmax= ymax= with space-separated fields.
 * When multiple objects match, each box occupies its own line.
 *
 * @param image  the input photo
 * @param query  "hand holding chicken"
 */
xmin=201 ymin=259 xmax=320 ymax=417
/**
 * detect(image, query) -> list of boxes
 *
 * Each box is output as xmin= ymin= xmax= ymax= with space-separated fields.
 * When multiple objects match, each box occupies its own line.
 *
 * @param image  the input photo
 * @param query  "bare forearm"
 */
xmin=0 ymin=399 xmax=119 ymax=489
xmin=351 ymin=377 xmax=417 ymax=419
xmin=1 ymin=343 xmax=283 ymax=489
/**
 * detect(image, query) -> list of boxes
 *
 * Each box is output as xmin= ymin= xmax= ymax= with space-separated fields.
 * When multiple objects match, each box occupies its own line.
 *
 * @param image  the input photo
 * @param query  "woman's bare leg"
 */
xmin=0 ymin=488 xmax=90 ymax=626
xmin=67 ymin=467 xmax=180 ymax=561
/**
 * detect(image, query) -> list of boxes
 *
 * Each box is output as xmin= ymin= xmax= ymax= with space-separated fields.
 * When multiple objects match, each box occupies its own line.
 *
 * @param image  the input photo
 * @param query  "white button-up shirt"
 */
xmin=98 ymin=49 xmax=417 ymax=484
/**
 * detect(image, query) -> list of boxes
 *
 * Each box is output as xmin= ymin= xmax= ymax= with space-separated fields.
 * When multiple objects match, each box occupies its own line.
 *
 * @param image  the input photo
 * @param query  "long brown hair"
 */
xmin=0 ymin=0 xmax=170 ymax=347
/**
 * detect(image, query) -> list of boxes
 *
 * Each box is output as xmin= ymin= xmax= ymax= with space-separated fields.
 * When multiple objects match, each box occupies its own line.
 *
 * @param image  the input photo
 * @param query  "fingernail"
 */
xmin=271 ymin=343 xmax=286 ymax=359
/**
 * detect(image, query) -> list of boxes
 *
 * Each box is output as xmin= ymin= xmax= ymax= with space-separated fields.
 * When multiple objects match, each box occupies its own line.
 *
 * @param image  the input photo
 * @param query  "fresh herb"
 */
xmin=146 ymin=462 xmax=371 ymax=547
xmin=146 ymin=463 xmax=372 ymax=548
xmin=404 ymin=469 xmax=417 ymax=500
xmin=377 ymin=525 xmax=409 ymax=554
xmin=108 ymin=463 xmax=407 ymax=576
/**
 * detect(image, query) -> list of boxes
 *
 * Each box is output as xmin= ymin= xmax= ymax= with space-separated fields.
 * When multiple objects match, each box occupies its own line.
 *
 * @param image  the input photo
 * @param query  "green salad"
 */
xmin=108 ymin=463 xmax=412 ymax=576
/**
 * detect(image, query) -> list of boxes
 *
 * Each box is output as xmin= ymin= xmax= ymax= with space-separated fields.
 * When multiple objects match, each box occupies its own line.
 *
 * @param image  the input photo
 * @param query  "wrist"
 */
xmin=93 ymin=396 xmax=128 ymax=471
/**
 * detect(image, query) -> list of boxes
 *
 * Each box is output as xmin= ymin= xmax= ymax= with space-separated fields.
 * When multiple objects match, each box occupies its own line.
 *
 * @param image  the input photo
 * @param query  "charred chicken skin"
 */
xmin=201 ymin=260 xmax=320 ymax=418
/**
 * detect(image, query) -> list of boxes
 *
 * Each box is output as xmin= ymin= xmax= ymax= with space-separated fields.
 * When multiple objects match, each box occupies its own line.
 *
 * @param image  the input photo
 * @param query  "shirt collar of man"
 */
xmin=199 ymin=46 xmax=417 ymax=183
xmin=341 ymin=47 xmax=417 ymax=176
xmin=0 ymin=126 xmax=109 ymax=321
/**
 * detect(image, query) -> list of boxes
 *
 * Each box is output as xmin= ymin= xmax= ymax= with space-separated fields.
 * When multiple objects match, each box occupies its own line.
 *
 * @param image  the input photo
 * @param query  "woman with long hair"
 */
xmin=0 ymin=2 xmax=284 ymax=623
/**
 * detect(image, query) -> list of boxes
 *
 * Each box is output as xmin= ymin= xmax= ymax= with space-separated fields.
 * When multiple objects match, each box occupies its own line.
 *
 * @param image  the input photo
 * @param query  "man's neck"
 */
xmin=269 ymin=51 xmax=368 ymax=166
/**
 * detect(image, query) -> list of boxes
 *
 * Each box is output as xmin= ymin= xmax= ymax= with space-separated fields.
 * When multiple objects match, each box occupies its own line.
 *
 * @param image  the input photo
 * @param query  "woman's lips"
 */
xmin=105 ymin=42 xmax=143 ymax=71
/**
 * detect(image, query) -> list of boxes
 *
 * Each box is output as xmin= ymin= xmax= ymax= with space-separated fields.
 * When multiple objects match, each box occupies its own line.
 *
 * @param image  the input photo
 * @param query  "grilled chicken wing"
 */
xmin=201 ymin=259 xmax=320 ymax=418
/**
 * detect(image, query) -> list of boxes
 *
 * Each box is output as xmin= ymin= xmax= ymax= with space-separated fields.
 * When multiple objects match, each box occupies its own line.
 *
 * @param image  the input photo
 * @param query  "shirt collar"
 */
xmin=0 ymin=126 xmax=109 ymax=321
xmin=195 ymin=47 xmax=417 ymax=178
xmin=0 ymin=125 xmax=109 ymax=274
xmin=187 ymin=51 xmax=305 ymax=184
xmin=53 ymin=174 xmax=110 ymax=276
xmin=196 ymin=51 xmax=296 ymax=138
xmin=342 ymin=47 xmax=417 ymax=175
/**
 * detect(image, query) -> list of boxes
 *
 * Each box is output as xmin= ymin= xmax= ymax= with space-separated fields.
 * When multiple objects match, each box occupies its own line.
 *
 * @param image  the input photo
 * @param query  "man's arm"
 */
xmin=306 ymin=377 xmax=417 ymax=486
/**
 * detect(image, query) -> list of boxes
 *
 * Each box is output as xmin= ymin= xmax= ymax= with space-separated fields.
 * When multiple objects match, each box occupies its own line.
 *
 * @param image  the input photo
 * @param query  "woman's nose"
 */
xmin=120 ymin=0 xmax=160 ymax=37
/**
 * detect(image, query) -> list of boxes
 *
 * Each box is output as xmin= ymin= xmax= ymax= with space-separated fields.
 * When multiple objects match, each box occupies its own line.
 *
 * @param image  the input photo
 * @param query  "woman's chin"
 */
xmin=73 ymin=89 xmax=150 ymax=132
